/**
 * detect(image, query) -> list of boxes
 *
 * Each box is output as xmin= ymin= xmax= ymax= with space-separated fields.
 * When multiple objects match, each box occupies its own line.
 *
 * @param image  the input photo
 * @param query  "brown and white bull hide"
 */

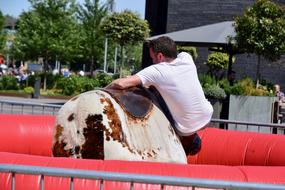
xmin=52 ymin=88 xmax=187 ymax=163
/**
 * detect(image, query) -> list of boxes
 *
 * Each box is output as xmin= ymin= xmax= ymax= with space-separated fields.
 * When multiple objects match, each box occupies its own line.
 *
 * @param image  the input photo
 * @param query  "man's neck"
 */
xmin=164 ymin=57 xmax=175 ymax=63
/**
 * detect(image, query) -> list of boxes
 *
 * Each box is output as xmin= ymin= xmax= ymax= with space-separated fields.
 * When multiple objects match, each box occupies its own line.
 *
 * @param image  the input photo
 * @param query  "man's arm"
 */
xmin=105 ymin=75 xmax=142 ymax=90
xmin=281 ymin=92 xmax=285 ymax=102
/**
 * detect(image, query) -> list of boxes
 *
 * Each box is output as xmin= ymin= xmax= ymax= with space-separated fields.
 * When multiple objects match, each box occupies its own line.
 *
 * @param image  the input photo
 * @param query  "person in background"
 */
xmin=106 ymin=36 xmax=213 ymax=155
xmin=78 ymin=70 xmax=85 ymax=76
xmin=227 ymin=70 xmax=236 ymax=86
xmin=274 ymin=84 xmax=285 ymax=102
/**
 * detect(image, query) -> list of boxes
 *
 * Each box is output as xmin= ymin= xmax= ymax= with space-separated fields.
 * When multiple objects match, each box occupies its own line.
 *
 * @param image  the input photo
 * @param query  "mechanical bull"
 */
xmin=52 ymin=87 xmax=187 ymax=163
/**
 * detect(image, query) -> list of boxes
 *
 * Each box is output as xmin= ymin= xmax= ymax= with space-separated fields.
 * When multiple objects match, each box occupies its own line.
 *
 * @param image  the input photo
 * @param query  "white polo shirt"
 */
xmin=136 ymin=52 xmax=213 ymax=136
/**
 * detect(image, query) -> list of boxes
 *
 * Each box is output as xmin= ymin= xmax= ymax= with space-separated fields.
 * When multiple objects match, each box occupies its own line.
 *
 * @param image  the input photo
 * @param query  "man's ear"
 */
xmin=157 ymin=52 xmax=164 ymax=62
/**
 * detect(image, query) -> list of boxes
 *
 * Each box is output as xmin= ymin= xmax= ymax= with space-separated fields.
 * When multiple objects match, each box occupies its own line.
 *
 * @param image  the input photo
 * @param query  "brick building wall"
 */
xmin=144 ymin=0 xmax=285 ymax=88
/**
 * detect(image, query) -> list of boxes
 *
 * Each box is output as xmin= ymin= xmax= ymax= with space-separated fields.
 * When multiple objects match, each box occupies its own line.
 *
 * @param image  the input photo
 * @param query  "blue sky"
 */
xmin=0 ymin=0 xmax=146 ymax=18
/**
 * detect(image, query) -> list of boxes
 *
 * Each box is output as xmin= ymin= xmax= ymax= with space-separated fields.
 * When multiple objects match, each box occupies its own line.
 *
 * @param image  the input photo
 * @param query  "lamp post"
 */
xmin=6 ymin=40 xmax=12 ymax=67
xmin=103 ymin=0 xmax=116 ymax=74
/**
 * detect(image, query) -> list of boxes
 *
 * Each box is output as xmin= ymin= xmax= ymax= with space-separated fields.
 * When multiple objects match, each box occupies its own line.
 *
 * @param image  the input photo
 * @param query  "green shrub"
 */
xmin=56 ymin=77 xmax=76 ymax=96
xmin=23 ymin=86 xmax=34 ymax=94
xmin=218 ymin=79 xmax=232 ymax=95
xmin=199 ymin=74 xmax=217 ymax=87
xmin=95 ymin=73 xmax=113 ymax=87
xmin=27 ymin=74 xmax=36 ymax=87
xmin=206 ymin=52 xmax=232 ymax=70
xmin=45 ymin=89 xmax=62 ymax=96
xmin=0 ymin=75 xmax=19 ymax=90
xmin=199 ymin=74 xmax=272 ymax=97
xmin=45 ymin=73 xmax=63 ymax=89
xmin=56 ymin=75 xmax=100 ymax=96
xmin=112 ymin=73 xmax=120 ymax=79
xmin=206 ymin=52 xmax=235 ymax=79
xmin=203 ymin=84 xmax=227 ymax=99
xmin=0 ymin=79 xmax=3 ymax=90
xmin=177 ymin=46 xmax=198 ymax=60
xmin=228 ymin=83 xmax=244 ymax=95
xmin=27 ymin=73 xmax=64 ymax=90
xmin=231 ymin=77 xmax=272 ymax=96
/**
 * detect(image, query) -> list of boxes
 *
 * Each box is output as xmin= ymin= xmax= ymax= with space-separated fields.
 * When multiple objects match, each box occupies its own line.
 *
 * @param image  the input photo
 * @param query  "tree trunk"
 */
xmin=43 ymin=55 xmax=48 ymax=91
xmin=90 ymin=55 xmax=94 ymax=77
xmin=227 ymin=53 xmax=233 ymax=76
xmin=114 ymin=47 xmax=118 ymax=74
xmin=256 ymin=54 xmax=261 ymax=88
xmin=103 ymin=38 xmax=108 ymax=73
xmin=119 ymin=45 xmax=124 ymax=78
xmin=43 ymin=73 xmax=47 ymax=91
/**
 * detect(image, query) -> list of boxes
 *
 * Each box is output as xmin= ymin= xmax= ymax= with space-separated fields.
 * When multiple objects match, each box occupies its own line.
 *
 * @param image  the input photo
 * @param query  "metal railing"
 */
xmin=0 ymin=100 xmax=61 ymax=115
xmin=1 ymin=164 xmax=285 ymax=190
xmin=1 ymin=101 xmax=285 ymax=189
xmin=1 ymin=99 xmax=285 ymax=134
xmin=210 ymin=118 xmax=285 ymax=134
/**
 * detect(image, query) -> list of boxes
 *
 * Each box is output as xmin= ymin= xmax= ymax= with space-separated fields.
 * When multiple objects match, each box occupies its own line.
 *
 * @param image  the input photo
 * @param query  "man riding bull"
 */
xmin=106 ymin=36 xmax=213 ymax=155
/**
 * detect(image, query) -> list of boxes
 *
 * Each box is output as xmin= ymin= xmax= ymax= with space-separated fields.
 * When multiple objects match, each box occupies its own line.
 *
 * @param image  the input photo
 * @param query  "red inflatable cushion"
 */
xmin=0 ymin=114 xmax=55 ymax=156
xmin=188 ymin=128 xmax=285 ymax=166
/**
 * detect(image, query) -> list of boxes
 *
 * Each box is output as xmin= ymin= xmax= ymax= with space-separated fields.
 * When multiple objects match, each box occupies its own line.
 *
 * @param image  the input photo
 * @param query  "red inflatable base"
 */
xmin=1 ymin=114 xmax=285 ymax=189
xmin=1 ymin=152 xmax=285 ymax=190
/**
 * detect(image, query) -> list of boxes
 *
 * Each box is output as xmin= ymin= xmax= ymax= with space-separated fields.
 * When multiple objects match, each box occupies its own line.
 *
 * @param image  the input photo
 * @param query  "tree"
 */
xmin=235 ymin=0 xmax=285 ymax=86
xmin=123 ymin=43 xmax=143 ymax=73
xmin=13 ymin=0 xmax=81 ymax=90
xmin=206 ymin=52 xmax=235 ymax=79
xmin=101 ymin=10 xmax=150 ymax=76
xmin=177 ymin=46 xmax=198 ymax=60
xmin=77 ymin=0 xmax=110 ymax=76
xmin=0 ymin=11 xmax=6 ymax=53
xmin=13 ymin=11 xmax=41 ymax=61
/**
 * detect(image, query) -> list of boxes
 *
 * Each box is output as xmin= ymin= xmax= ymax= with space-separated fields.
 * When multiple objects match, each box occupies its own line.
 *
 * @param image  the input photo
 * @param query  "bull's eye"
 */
xmin=68 ymin=113 xmax=75 ymax=121
xmin=77 ymin=130 xmax=80 ymax=134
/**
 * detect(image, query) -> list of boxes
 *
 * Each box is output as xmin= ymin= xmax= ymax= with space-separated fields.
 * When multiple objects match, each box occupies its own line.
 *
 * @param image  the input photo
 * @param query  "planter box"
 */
xmin=207 ymin=98 xmax=224 ymax=128
xmin=228 ymin=95 xmax=278 ymax=133
xmin=0 ymin=92 xmax=32 ymax=98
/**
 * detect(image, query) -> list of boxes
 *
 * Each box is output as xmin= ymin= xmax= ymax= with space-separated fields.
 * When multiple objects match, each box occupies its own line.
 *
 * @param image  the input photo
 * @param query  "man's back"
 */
xmin=136 ymin=52 xmax=213 ymax=135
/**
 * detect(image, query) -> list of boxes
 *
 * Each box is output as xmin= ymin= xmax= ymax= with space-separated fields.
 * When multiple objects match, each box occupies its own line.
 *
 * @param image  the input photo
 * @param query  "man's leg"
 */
xmin=180 ymin=133 xmax=201 ymax=155
xmin=146 ymin=86 xmax=202 ymax=155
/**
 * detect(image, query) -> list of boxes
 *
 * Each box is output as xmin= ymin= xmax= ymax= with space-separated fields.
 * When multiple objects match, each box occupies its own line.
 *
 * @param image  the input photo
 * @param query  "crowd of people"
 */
xmin=0 ymin=62 xmax=86 ymax=85
xmin=0 ymin=63 xmax=29 ymax=83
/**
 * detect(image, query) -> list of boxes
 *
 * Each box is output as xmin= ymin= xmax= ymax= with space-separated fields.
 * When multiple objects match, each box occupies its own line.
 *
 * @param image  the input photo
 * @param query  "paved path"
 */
xmin=0 ymin=95 xmax=68 ymax=105
xmin=0 ymin=95 xmax=69 ymax=115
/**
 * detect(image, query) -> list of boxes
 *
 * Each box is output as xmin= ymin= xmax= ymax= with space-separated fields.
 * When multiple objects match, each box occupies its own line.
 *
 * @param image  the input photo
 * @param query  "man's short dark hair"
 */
xmin=148 ymin=36 xmax=177 ymax=59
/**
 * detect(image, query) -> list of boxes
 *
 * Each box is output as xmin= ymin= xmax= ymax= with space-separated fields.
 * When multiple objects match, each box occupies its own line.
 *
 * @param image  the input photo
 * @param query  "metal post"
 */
xmin=55 ymin=57 xmax=58 ymax=71
xmin=11 ymin=172 xmax=15 ymax=190
xmin=100 ymin=179 xmax=104 ymax=190
xmin=114 ymin=47 xmax=118 ymax=74
xmin=104 ymin=38 xmax=108 ymax=73
xmin=70 ymin=177 xmax=74 ymax=190
xmin=6 ymin=53 xmax=9 ymax=66
xmin=34 ymin=77 xmax=41 ymax=99
xmin=40 ymin=175 xmax=44 ymax=190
